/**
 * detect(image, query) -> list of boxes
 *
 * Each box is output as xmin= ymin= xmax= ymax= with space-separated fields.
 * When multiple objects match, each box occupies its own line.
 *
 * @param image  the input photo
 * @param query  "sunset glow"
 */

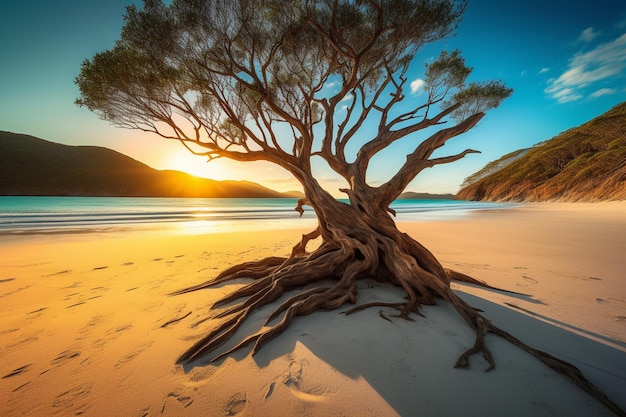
xmin=164 ymin=151 xmax=222 ymax=180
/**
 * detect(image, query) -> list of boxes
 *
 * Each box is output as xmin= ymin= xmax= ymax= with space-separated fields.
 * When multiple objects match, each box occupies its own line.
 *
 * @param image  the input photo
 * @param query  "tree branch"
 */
xmin=376 ymin=112 xmax=484 ymax=206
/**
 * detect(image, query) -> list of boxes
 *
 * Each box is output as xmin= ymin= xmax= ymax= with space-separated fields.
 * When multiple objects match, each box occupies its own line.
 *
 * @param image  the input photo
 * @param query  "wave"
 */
xmin=0 ymin=196 xmax=515 ymax=234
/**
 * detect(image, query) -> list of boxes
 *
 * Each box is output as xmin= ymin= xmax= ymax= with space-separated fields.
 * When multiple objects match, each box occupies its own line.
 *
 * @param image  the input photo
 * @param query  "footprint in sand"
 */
xmin=26 ymin=307 xmax=48 ymax=316
xmin=2 ymin=364 xmax=31 ymax=379
xmin=12 ymin=381 xmax=31 ymax=393
xmin=585 ymin=276 xmax=603 ymax=281
xmin=46 ymin=270 xmax=72 ymax=277
xmin=6 ymin=335 xmax=38 ymax=349
xmin=50 ymin=350 xmax=81 ymax=366
xmin=283 ymin=360 xmax=305 ymax=388
xmin=285 ymin=364 xmax=302 ymax=387
xmin=93 ymin=323 xmax=133 ymax=348
xmin=66 ymin=301 xmax=86 ymax=309
xmin=114 ymin=342 xmax=153 ymax=369
xmin=112 ymin=324 xmax=133 ymax=333
xmin=278 ymin=359 xmax=329 ymax=402
xmin=160 ymin=392 xmax=194 ymax=414
xmin=51 ymin=383 xmax=92 ymax=415
xmin=0 ymin=284 xmax=32 ymax=299
xmin=263 ymin=382 xmax=276 ymax=401
xmin=224 ymin=392 xmax=247 ymax=416
xmin=522 ymin=275 xmax=538 ymax=284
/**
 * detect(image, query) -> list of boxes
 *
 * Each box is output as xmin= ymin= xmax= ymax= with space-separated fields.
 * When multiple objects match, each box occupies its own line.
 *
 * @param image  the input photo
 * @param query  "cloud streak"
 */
xmin=578 ymin=27 xmax=599 ymax=43
xmin=590 ymin=88 xmax=616 ymax=98
xmin=546 ymin=31 xmax=626 ymax=103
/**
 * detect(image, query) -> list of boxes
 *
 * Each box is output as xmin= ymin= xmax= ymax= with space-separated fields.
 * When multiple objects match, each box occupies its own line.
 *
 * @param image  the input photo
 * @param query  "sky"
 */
xmin=1 ymin=0 xmax=625 ymax=195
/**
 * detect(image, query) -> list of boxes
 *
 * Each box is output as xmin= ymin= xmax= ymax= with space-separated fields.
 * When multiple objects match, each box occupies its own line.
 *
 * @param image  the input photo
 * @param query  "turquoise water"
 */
xmin=0 ymin=196 xmax=514 ymax=234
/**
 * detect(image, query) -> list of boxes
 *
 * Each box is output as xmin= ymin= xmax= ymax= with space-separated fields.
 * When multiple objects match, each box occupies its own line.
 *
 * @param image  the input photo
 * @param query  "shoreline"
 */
xmin=1 ymin=201 xmax=625 ymax=416
xmin=0 ymin=196 xmax=513 ymax=237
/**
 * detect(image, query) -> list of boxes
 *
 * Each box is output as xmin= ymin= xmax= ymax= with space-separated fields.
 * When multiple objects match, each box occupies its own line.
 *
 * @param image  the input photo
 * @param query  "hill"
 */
xmin=0 ymin=131 xmax=301 ymax=198
xmin=456 ymin=102 xmax=626 ymax=201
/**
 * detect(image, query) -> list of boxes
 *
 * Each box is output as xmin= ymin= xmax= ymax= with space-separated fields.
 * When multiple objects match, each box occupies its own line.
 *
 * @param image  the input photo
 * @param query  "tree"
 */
xmin=76 ymin=1 xmax=624 ymax=415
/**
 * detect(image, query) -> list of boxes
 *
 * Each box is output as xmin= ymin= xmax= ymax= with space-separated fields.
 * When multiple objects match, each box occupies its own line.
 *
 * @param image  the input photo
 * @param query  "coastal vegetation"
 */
xmin=458 ymin=102 xmax=626 ymax=201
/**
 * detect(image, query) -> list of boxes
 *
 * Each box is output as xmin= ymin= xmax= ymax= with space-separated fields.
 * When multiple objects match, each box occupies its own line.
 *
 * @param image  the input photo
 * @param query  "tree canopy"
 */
xmin=76 ymin=0 xmax=511 ymax=206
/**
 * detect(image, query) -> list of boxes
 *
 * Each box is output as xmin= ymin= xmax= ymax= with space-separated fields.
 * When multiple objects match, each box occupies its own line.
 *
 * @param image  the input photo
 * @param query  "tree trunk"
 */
xmin=173 ymin=180 xmax=626 ymax=416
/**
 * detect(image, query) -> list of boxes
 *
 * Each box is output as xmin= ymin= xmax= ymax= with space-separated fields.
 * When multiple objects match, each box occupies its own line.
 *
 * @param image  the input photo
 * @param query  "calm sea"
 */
xmin=0 ymin=197 xmax=514 ymax=235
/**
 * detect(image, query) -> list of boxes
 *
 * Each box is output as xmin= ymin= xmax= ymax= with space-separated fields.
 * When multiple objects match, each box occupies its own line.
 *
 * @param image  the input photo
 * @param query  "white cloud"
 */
xmin=590 ymin=88 xmax=616 ymax=98
xmin=410 ymin=78 xmax=425 ymax=95
xmin=549 ymin=87 xmax=583 ymax=103
xmin=546 ymin=32 xmax=626 ymax=103
xmin=578 ymin=27 xmax=599 ymax=43
xmin=539 ymin=67 xmax=550 ymax=74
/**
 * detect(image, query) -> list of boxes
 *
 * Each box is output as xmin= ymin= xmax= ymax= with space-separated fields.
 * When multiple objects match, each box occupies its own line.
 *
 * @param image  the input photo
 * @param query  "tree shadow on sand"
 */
xmin=180 ymin=281 xmax=626 ymax=417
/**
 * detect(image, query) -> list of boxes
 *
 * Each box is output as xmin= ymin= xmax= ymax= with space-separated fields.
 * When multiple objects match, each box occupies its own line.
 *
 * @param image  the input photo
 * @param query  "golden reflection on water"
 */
xmin=177 ymin=217 xmax=318 ymax=235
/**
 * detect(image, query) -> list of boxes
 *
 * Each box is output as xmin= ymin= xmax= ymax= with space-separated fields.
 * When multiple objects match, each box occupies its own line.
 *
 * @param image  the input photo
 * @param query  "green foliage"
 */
xmin=75 ymin=0 xmax=474 ymax=136
xmin=425 ymin=50 xmax=472 ymax=101
xmin=457 ymin=102 xmax=626 ymax=201
xmin=461 ymin=148 xmax=529 ymax=188
xmin=75 ymin=0 xmax=509 ymax=197
xmin=447 ymin=80 xmax=513 ymax=121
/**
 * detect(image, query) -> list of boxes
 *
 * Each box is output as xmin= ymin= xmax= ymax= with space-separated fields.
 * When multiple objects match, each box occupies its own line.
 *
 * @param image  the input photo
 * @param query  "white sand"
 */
xmin=1 ymin=202 xmax=625 ymax=416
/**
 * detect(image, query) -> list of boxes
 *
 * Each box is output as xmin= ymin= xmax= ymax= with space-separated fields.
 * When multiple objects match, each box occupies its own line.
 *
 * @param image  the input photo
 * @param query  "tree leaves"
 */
xmin=75 ymin=0 xmax=506 ymax=186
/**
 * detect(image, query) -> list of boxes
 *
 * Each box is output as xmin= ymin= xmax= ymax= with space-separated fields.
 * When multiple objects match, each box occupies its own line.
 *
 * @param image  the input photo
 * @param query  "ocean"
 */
xmin=0 ymin=196 xmax=515 ymax=235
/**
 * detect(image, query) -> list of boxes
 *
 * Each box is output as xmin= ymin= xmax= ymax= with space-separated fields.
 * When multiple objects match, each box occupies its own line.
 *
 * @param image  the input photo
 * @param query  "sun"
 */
xmin=164 ymin=151 xmax=227 ymax=180
xmin=159 ymin=147 xmax=305 ymax=193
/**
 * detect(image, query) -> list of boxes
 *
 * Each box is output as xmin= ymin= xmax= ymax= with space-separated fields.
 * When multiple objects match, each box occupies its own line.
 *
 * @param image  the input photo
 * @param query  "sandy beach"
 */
xmin=1 ymin=202 xmax=625 ymax=416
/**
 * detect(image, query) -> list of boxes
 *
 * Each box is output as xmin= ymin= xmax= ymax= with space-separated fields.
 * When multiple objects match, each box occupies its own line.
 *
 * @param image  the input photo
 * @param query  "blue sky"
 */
xmin=1 ymin=0 xmax=625 ymax=195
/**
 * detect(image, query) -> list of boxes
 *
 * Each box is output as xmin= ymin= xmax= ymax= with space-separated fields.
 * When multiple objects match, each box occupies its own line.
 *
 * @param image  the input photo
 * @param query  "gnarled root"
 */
xmin=176 ymin=244 xmax=358 ymax=363
xmin=490 ymin=323 xmax=626 ymax=417
xmin=172 ymin=227 xmax=626 ymax=416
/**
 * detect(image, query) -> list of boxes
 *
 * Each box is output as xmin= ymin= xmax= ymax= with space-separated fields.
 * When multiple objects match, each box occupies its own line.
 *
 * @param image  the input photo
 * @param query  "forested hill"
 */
xmin=457 ymin=102 xmax=626 ymax=202
xmin=0 ymin=132 xmax=300 ymax=198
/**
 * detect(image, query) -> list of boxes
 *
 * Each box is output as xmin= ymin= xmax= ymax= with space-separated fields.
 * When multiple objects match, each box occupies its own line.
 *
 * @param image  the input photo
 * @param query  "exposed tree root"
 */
xmin=491 ymin=325 xmax=626 ymax=417
xmin=173 ymin=226 xmax=626 ymax=417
